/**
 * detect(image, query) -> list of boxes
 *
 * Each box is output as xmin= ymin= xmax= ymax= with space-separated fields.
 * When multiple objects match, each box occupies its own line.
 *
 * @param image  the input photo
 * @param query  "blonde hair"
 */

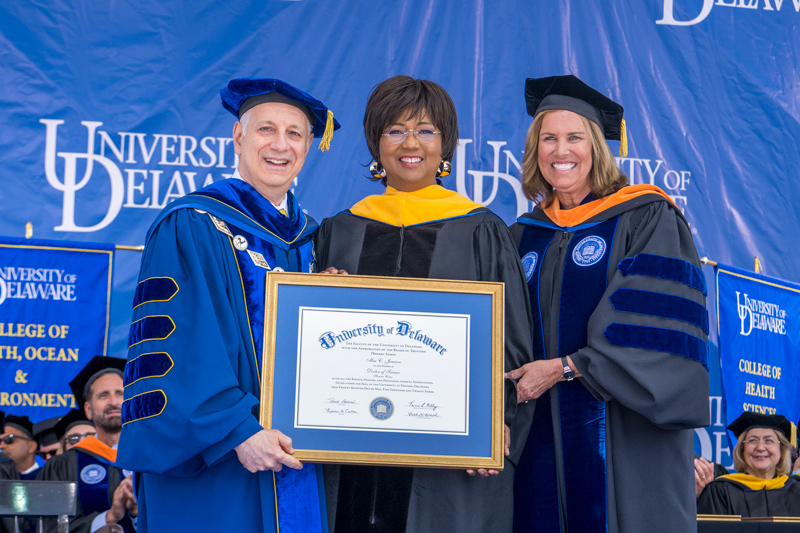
xmin=521 ymin=110 xmax=627 ymax=206
xmin=732 ymin=428 xmax=793 ymax=477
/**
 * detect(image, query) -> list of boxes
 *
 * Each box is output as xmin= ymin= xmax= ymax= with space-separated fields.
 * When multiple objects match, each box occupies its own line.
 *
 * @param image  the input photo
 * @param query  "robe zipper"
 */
xmin=394 ymin=226 xmax=405 ymax=275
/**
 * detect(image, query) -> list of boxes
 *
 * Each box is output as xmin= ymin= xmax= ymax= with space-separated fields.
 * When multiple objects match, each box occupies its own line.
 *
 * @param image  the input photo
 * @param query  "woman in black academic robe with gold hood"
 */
xmin=316 ymin=75 xmax=533 ymax=533
xmin=698 ymin=411 xmax=800 ymax=517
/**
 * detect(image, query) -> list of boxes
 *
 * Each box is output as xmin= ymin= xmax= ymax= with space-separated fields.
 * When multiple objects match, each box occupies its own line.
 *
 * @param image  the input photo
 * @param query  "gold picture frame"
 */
xmin=259 ymin=272 xmax=505 ymax=469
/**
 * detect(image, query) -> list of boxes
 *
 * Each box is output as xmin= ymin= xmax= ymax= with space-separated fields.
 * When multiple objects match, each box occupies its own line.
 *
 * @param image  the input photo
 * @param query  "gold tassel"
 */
xmin=318 ymin=110 xmax=334 ymax=152
xmin=791 ymin=422 xmax=797 ymax=452
xmin=619 ymin=119 xmax=628 ymax=158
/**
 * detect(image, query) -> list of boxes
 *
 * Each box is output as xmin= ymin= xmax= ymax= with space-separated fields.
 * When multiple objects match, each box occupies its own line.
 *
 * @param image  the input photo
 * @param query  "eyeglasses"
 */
xmin=0 ymin=434 xmax=32 ymax=445
xmin=38 ymin=450 xmax=58 ymax=460
xmin=65 ymin=432 xmax=95 ymax=446
xmin=381 ymin=129 xmax=441 ymax=144
xmin=745 ymin=436 xmax=778 ymax=446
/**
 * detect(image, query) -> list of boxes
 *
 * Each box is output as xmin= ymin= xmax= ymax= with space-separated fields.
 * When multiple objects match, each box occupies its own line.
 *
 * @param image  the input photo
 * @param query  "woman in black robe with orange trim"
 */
xmin=316 ymin=75 xmax=533 ymax=533
xmin=508 ymin=75 xmax=710 ymax=533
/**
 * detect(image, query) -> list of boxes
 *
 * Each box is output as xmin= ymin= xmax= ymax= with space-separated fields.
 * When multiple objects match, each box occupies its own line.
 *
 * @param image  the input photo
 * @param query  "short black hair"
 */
xmin=363 ymin=75 xmax=458 ymax=182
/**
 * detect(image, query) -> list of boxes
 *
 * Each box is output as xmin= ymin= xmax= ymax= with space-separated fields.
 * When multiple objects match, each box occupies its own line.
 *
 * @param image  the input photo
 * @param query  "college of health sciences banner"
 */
xmin=716 ymin=264 xmax=800 ymax=443
xmin=0 ymin=237 xmax=114 ymax=422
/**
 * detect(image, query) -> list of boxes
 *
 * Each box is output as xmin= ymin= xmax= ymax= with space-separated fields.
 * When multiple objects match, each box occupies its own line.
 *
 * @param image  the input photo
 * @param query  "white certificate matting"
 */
xmin=295 ymin=307 xmax=470 ymax=435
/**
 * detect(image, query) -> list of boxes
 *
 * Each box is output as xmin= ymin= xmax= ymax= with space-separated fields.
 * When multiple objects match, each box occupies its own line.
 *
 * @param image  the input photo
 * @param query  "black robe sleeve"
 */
xmin=570 ymin=200 xmax=710 ymax=430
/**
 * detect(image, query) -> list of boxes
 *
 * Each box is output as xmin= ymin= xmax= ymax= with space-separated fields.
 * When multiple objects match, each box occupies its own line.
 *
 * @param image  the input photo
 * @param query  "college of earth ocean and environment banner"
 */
xmin=716 ymin=264 xmax=800 ymax=447
xmin=0 ymin=237 xmax=114 ymax=421
xmin=2 ymin=1 xmax=799 ymax=463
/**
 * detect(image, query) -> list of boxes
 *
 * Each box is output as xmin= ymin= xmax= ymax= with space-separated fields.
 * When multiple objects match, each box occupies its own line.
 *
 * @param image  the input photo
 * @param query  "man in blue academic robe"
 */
xmin=116 ymin=78 xmax=340 ymax=532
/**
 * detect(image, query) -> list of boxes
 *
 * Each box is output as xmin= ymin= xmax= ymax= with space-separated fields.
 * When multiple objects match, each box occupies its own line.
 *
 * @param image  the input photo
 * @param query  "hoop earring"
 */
xmin=369 ymin=160 xmax=386 ymax=179
xmin=436 ymin=160 xmax=451 ymax=178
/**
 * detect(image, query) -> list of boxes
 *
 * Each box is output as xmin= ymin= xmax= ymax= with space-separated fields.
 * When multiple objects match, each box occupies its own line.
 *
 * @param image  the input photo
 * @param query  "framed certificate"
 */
xmin=259 ymin=272 xmax=505 ymax=469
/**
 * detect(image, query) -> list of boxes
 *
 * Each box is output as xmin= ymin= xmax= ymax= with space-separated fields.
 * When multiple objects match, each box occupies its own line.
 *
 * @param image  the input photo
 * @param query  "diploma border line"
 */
xmin=294 ymin=306 xmax=470 ymax=435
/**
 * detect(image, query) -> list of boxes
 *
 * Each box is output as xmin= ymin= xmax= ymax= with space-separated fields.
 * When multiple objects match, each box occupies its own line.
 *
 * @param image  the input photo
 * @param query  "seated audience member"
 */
xmin=0 ymin=415 xmax=40 ymax=480
xmin=34 ymin=416 xmax=62 ymax=461
xmin=38 ymin=356 xmax=136 ymax=533
xmin=54 ymin=409 xmax=96 ymax=452
xmin=0 ymin=414 xmax=39 ymax=533
xmin=698 ymin=412 xmax=800 ymax=517
xmin=694 ymin=453 xmax=729 ymax=499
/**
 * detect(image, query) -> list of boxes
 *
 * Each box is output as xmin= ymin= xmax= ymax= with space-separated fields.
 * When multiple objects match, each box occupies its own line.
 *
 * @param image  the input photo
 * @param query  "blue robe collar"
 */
xmin=146 ymin=177 xmax=317 ymax=251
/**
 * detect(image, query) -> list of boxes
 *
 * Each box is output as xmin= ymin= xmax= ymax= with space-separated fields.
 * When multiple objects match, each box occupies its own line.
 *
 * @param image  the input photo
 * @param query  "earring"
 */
xmin=369 ymin=160 xmax=386 ymax=179
xmin=436 ymin=160 xmax=451 ymax=178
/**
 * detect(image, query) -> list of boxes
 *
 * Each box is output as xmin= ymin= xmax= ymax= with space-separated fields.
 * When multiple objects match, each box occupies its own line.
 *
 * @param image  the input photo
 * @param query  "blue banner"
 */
xmin=0 ymin=237 xmax=114 ymax=421
xmin=716 ymin=264 xmax=800 ymax=448
xmin=2 ymin=0 xmax=799 ymax=462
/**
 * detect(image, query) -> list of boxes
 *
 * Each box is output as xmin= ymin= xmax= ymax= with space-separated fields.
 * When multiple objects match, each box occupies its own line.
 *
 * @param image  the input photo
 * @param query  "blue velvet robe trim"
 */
xmin=133 ymin=277 xmax=179 ymax=308
xmin=617 ymin=253 xmax=707 ymax=296
xmin=603 ymin=323 xmax=709 ymax=369
xmin=609 ymin=288 xmax=709 ymax=333
xmin=515 ymin=217 xmax=618 ymax=532
xmin=124 ymin=352 xmax=173 ymax=386
xmin=128 ymin=316 xmax=175 ymax=348
xmin=275 ymin=464 xmax=323 ymax=532
xmin=121 ymin=390 xmax=167 ymax=424
xmin=77 ymin=451 xmax=112 ymax=515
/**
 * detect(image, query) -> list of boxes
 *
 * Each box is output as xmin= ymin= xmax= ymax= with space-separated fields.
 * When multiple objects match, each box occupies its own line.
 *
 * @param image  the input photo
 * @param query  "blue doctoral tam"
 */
xmin=220 ymin=77 xmax=341 ymax=139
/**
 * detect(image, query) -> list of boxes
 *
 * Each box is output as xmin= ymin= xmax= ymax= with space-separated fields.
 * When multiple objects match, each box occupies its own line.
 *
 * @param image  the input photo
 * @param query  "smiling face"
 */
xmin=742 ymin=428 xmax=781 ymax=478
xmin=379 ymin=110 xmax=442 ymax=192
xmin=234 ymin=102 xmax=313 ymax=204
xmin=537 ymin=109 xmax=594 ymax=208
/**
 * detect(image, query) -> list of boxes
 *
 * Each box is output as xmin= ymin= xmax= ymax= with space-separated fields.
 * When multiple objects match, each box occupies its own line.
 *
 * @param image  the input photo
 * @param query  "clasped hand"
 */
xmin=505 ymin=359 xmax=563 ymax=403
xmin=235 ymin=429 xmax=303 ymax=473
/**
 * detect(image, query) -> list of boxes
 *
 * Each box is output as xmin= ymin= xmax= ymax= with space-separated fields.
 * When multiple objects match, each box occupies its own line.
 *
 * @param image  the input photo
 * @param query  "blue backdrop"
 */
xmin=2 ymin=0 xmax=799 ymax=465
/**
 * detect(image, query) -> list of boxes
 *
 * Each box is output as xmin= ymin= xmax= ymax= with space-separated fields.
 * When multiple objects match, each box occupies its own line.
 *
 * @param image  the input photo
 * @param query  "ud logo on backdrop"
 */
xmin=40 ymin=119 xmax=236 ymax=232
xmin=656 ymin=0 xmax=800 ymax=26
xmin=735 ymin=290 xmax=788 ymax=336
xmin=0 ymin=266 xmax=77 ymax=305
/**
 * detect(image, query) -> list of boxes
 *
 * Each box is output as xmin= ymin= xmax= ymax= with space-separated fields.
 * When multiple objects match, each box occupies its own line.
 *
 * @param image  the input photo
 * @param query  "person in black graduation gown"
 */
xmin=508 ymin=75 xmax=710 ymax=533
xmin=37 ymin=356 xmax=136 ymax=533
xmin=0 ymin=415 xmax=40 ymax=481
xmin=317 ymin=75 xmax=533 ymax=533
xmin=0 ymin=415 xmax=40 ymax=533
xmin=698 ymin=411 xmax=800 ymax=517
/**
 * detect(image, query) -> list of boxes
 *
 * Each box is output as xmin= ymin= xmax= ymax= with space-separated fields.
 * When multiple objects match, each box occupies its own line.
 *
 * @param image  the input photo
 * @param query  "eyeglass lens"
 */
xmin=383 ymin=129 xmax=440 ymax=144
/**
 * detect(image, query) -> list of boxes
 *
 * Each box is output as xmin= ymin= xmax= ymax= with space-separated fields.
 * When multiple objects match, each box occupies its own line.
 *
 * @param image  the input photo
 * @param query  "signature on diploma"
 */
xmin=406 ymin=411 xmax=441 ymax=419
xmin=325 ymin=398 xmax=357 ymax=405
xmin=407 ymin=400 xmax=439 ymax=411
xmin=324 ymin=407 xmax=358 ymax=415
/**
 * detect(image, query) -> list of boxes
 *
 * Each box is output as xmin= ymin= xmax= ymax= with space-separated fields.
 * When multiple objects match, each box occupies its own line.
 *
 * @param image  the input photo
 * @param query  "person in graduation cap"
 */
xmin=507 ymin=74 xmax=710 ymax=533
xmin=116 ymin=78 xmax=340 ymax=533
xmin=698 ymin=411 xmax=800 ymax=517
xmin=0 ymin=415 xmax=39 ymax=533
xmin=33 ymin=416 xmax=62 ymax=460
xmin=316 ymin=75 xmax=533 ymax=533
xmin=38 ymin=356 xmax=136 ymax=533
xmin=54 ymin=409 xmax=96 ymax=452
xmin=0 ymin=415 xmax=40 ymax=480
